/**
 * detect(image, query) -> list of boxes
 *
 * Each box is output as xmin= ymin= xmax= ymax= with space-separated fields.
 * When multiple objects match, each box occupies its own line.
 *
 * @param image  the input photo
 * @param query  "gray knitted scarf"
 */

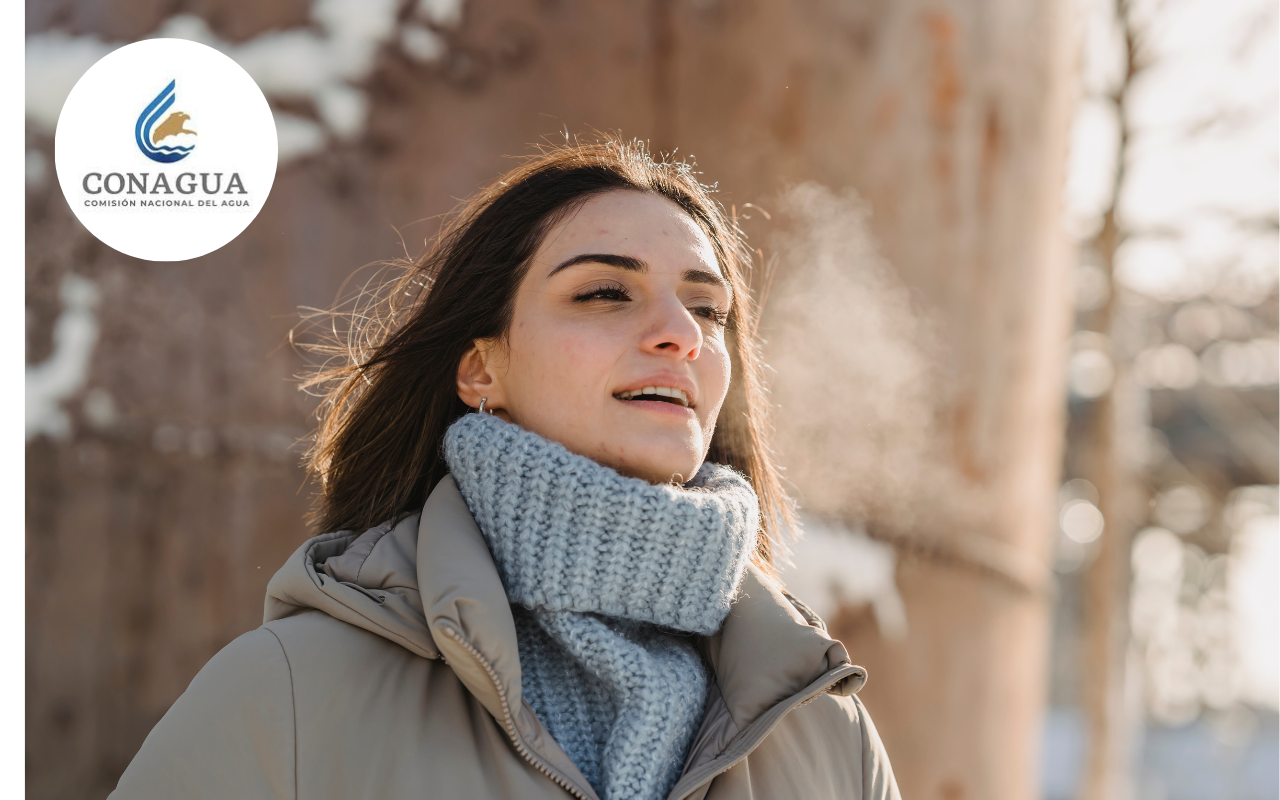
xmin=442 ymin=412 xmax=759 ymax=800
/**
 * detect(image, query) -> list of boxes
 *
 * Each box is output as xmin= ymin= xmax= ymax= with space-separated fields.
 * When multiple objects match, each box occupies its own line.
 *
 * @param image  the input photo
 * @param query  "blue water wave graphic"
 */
xmin=135 ymin=80 xmax=196 ymax=164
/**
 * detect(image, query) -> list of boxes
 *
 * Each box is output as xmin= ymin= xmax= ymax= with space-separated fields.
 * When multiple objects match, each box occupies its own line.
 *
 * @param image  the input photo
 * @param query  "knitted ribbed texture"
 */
xmin=443 ymin=412 xmax=759 ymax=800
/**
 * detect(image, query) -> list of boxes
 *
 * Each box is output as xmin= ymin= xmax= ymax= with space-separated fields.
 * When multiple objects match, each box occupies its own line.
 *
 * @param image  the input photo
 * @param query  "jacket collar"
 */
xmin=265 ymin=475 xmax=863 ymax=778
xmin=414 ymin=475 xmax=525 ymax=719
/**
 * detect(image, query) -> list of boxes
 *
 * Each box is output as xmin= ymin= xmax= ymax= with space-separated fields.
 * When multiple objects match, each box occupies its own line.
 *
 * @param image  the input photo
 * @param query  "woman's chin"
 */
xmin=603 ymin=447 xmax=702 ymax=485
xmin=524 ymin=412 xmax=704 ymax=485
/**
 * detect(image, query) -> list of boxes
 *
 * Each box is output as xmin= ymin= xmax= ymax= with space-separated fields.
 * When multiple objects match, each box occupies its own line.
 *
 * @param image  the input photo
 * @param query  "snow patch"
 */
xmin=401 ymin=25 xmax=448 ymax=63
xmin=274 ymin=111 xmax=327 ymax=163
xmin=24 ymin=31 xmax=113 ymax=133
xmin=777 ymin=514 xmax=908 ymax=640
xmin=82 ymin=387 xmax=118 ymax=429
xmin=416 ymin=0 xmax=465 ymax=28
xmin=26 ymin=150 xmax=49 ymax=189
xmin=25 ymin=0 xmax=464 ymax=163
xmin=26 ymin=275 xmax=100 ymax=441
xmin=316 ymin=84 xmax=370 ymax=141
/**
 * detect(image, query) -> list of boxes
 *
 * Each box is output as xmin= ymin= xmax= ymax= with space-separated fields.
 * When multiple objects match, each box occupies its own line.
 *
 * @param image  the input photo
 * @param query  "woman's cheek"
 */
xmin=559 ymin=327 xmax=613 ymax=375
xmin=699 ymin=342 xmax=732 ymax=428
xmin=711 ymin=337 xmax=732 ymax=391
xmin=549 ymin=325 xmax=620 ymax=404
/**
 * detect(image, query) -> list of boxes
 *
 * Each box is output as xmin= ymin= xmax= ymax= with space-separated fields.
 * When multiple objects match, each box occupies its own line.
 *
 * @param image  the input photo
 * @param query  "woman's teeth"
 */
xmin=616 ymin=386 xmax=691 ymax=407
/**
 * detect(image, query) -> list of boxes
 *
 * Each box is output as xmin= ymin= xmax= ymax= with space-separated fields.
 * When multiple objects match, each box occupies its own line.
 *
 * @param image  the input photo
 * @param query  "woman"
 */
xmin=109 ymin=136 xmax=901 ymax=800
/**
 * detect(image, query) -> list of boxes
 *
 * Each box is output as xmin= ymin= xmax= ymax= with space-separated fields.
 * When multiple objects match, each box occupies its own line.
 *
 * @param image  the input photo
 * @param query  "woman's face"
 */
xmin=456 ymin=189 xmax=733 ymax=484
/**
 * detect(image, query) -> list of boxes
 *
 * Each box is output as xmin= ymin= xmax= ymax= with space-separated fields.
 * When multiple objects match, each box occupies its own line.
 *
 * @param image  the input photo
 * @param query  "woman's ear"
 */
xmin=456 ymin=339 xmax=506 ymax=411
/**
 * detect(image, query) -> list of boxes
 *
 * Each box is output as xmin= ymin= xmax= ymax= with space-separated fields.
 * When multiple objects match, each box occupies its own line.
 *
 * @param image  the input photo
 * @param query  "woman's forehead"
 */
xmin=538 ymin=191 xmax=721 ymax=276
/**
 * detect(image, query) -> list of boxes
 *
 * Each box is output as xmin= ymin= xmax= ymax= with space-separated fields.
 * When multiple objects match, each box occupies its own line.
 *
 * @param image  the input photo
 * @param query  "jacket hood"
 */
xmin=264 ymin=475 xmax=865 ymax=748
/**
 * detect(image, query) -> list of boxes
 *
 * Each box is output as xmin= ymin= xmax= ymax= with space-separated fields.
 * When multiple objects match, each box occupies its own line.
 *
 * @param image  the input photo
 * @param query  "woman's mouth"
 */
xmin=614 ymin=386 xmax=692 ymax=407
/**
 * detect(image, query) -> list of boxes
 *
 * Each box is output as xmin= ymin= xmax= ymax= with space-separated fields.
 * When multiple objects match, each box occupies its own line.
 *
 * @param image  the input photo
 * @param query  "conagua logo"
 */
xmin=135 ymin=79 xmax=197 ymax=163
xmin=56 ymin=38 xmax=278 ymax=261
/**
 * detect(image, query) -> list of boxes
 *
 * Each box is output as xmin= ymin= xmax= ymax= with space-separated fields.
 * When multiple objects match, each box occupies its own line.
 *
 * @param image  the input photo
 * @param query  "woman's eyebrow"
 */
xmin=548 ymin=252 xmax=646 ymax=276
xmin=548 ymin=252 xmax=731 ymax=297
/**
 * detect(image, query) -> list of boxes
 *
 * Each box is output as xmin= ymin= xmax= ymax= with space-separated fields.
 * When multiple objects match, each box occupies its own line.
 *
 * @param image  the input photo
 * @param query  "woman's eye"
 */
xmin=573 ymin=285 xmax=631 ymax=303
xmin=692 ymin=305 xmax=729 ymax=327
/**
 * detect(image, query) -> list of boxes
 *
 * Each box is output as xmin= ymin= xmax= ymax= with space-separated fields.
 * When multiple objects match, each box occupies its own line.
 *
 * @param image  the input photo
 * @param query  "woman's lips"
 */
xmin=611 ymin=374 xmax=698 ymax=408
xmin=613 ymin=395 xmax=697 ymax=417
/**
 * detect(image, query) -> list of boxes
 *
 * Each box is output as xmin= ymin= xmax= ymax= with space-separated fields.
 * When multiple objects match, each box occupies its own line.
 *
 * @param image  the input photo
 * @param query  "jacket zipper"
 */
xmin=436 ymin=624 xmax=593 ymax=800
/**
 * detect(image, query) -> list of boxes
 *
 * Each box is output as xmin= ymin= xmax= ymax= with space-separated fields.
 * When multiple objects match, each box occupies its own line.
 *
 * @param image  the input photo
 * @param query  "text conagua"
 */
xmin=81 ymin=172 xmax=248 ymax=196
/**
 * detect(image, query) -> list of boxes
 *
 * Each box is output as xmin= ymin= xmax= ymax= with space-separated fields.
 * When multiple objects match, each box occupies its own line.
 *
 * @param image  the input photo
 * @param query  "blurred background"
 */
xmin=24 ymin=0 xmax=1277 ymax=798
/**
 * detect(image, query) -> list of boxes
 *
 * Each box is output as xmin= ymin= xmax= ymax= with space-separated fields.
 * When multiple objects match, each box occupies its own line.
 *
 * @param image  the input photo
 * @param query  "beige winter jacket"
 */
xmin=109 ymin=476 xmax=901 ymax=800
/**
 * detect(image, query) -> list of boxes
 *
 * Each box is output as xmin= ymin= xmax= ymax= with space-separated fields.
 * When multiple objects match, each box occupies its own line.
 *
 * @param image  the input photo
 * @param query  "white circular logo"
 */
xmin=55 ymin=38 xmax=277 ymax=262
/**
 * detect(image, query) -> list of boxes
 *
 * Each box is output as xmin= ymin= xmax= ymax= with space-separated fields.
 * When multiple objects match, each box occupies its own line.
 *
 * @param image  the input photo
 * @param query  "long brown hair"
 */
xmin=294 ymin=134 xmax=793 ymax=569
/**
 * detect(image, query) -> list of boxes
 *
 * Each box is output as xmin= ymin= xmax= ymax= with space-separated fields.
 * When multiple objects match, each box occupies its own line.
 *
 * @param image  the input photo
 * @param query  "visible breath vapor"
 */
xmin=759 ymin=182 xmax=973 ymax=538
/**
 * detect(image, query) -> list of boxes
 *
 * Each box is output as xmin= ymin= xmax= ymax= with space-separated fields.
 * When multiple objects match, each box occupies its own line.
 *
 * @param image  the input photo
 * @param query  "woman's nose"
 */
xmin=641 ymin=297 xmax=703 ymax=360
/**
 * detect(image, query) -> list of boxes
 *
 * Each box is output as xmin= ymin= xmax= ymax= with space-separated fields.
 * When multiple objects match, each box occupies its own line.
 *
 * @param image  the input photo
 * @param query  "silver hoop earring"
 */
xmin=478 ymin=397 xmax=490 ymax=415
